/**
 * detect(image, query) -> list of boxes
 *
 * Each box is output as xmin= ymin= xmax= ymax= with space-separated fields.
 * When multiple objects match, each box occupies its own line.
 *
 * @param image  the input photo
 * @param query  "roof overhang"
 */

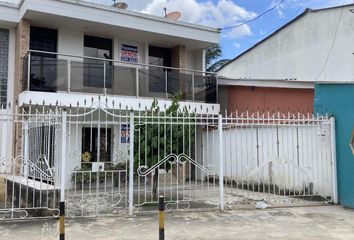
xmin=218 ymin=78 xmax=315 ymax=89
xmin=0 ymin=0 xmax=219 ymax=50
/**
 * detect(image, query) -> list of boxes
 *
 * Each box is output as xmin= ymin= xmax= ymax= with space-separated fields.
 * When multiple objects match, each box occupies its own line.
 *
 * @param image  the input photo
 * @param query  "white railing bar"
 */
xmin=25 ymin=49 xmax=217 ymax=75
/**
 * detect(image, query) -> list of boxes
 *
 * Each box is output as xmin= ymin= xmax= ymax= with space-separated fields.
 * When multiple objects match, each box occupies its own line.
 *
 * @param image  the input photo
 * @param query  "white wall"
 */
xmin=57 ymin=27 xmax=202 ymax=71
xmin=0 ymin=112 xmax=13 ymax=173
xmin=193 ymin=49 xmax=205 ymax=72
xmin=203 ymin=123 xmax=334 ymax=197
xmin=218 ymin=6 xmax=354 ymax=82
xmin=0 ymin=26 xmax=15 ymax=170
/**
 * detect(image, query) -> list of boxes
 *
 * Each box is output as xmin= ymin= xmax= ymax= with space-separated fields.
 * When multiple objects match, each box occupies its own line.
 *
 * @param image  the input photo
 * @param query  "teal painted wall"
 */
xmin=314 ymin=83 xmax=354 ymax=208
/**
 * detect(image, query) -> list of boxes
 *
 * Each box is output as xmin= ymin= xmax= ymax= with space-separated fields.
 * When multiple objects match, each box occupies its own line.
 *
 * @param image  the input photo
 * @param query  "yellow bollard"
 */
xmin=59 ymin=201 xmax=65 ymax=240
xmin=159 ymin=196 xmax=165 ymax=240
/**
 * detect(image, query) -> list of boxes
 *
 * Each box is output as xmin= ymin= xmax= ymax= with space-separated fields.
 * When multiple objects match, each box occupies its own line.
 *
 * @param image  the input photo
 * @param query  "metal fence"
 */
xmin=0 ymin=105 xmax=61 ymax=220
xmin=220 ymin=112 xmax=335 ymax=208
xmin=0 ymin=101 xmax=337 ymax=220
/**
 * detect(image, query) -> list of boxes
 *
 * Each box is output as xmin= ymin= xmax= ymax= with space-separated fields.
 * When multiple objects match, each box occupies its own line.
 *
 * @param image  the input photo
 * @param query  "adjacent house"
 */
xmin=217 ymin=4 xmax=354 ymax=114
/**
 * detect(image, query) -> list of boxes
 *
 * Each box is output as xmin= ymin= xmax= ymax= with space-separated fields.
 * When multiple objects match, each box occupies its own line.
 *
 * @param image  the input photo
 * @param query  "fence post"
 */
xmin=136 ymin=67 xmax=139 ymax=97
xmin=23 ymin=122 xmax=29 ymax=177
xmin=165 ymin=69 xmax=168 ymax=99
xmin=129 ymin=110 xmax=135 ymax=216
xmin=27 ymin=52 xmax=31 ymax=91
xmin=192 ymin=73 xmax=195 ymax=102
xmin=60 ymin=111 xmax=67 ymax=240
xmin=103 ymin=61 xmax=107 ymax=96
xmin=330 ymin=117 xmax=338 ymax=204
xmin=67 ymin=59 xmax=71 ymax=93
xmin=218 ymin=114 xmax=224 ymax=211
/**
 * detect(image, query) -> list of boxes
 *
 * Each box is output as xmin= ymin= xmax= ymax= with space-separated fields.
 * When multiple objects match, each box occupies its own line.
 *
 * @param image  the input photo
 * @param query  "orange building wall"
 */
xmin=227 ymin=86 xmax=314 ymax=113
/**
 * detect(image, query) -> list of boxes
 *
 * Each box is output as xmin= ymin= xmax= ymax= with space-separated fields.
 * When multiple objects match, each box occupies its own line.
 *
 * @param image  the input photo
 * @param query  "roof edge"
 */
xmin=217 ymin=3 xmax=354 ymax=73
xmin=217 ymin=8 xmax=311 ymax=73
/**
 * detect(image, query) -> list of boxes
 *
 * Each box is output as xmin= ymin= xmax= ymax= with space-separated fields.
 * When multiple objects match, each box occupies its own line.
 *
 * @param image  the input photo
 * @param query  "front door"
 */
xmin=81 ymin=127 xmax=112 ymax=170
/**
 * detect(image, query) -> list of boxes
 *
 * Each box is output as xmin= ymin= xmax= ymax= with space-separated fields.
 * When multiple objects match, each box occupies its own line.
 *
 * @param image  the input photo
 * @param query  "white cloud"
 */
xmin=223 ymin=24 xmax=252 ymax=38
xmin=140 ymin=0 xmax=256 ymax=39
xmin=233 ymin=42 xmax=241 ymax=48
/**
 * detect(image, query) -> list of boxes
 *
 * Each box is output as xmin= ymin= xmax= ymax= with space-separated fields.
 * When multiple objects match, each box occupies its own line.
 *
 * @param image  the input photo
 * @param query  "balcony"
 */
xmin=22 ymin=50 xmax=217 ymax=104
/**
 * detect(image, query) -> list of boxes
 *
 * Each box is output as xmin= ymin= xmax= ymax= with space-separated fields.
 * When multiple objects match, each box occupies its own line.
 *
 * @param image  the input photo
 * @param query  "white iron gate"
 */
xmin=63 ymin=101 xmax=129 ymax=217
xmin=220 ymin=112 xmax=335 ymax=208
xmin=0 ymin=101 xmax=337 ymax=219
xmin=0 ymin=105 xmax=61 ymax=220
xmin=132 ymin=104 xmax=220 ymax=213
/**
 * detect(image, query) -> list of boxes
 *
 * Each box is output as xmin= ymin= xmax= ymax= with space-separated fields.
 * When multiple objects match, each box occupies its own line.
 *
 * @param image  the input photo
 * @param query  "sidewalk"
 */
xmin=1 ymin=206 xmax=354 ymax=240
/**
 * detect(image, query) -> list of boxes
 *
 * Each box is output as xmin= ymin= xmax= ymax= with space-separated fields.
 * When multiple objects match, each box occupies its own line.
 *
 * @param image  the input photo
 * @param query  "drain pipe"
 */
xmin=330 ymin=117 xmax=338 ymax=204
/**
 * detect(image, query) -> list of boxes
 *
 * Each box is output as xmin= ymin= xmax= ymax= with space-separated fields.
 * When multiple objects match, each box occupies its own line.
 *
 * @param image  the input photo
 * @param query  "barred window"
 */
xmin=0 ymin=28 xmax=9 ymax=107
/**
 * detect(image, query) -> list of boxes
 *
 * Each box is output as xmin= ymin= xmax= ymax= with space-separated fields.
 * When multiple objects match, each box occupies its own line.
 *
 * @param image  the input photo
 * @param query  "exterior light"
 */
xmin=350 ymin=129 xmax=354 ymax=156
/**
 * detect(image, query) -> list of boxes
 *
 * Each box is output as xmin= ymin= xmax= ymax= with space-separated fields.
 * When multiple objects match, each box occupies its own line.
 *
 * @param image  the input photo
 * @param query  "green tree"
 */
xmin=205 ymin=44 xmax=222 ymax=69
xmin=134 ymin=96 xmax=195 ymax=200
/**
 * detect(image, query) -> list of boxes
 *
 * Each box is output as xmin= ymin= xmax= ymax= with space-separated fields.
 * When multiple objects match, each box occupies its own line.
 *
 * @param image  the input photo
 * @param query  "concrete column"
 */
xmin=14 ymin=19 xmax=30 ymax=101
xmin=171 ymin=45 xmax=186 ymax=98
xmin=13 ymin=19 xmax=30 ymax=165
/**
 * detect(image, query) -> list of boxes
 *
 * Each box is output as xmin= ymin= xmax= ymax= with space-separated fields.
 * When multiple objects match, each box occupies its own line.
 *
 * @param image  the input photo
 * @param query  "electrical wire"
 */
xmin=314 ymin=6 xmax=344 ymax=80
xmin=220 ymin=0 xmax=288 ymax=30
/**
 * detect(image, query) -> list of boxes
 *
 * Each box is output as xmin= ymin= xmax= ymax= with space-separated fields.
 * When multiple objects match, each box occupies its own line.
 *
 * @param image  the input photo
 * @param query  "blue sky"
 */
xmin=90 ymin=0 xmax=353 ymax=60
xmin=7 ymin=0 xmax=353 ymax=60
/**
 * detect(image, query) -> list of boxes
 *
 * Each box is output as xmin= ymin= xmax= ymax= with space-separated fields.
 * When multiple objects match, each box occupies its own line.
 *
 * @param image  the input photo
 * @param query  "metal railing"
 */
xmin=22 ymin=50 xmax=218 ymax=103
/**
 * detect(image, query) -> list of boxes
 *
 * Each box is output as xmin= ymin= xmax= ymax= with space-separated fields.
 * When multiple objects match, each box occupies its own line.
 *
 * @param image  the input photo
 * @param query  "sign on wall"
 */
xmin=121 ymin=124 xmax=130 ymax=143
xmin=121 ymin=44 xmax=138 ymax=63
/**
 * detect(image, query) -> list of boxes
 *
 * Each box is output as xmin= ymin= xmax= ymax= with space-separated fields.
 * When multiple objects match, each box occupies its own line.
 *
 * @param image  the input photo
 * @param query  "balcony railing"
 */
xmin=22 ymin=50 xmax=218 ymax=103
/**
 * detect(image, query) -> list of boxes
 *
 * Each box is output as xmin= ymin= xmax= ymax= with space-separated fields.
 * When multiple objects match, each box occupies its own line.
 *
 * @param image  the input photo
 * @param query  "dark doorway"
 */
xmin=29 ymin=26 xmax=58 ymax=92
xmin=81 ymin=128 xmax=112 ymax=165
xmin=84 ymin=35 xmax=113 ymax=88
xmin=148 ymin=46 xmax=171 ymax=93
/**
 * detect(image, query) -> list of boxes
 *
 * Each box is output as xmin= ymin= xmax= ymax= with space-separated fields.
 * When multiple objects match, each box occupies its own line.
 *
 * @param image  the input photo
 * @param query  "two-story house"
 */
xmin=0 ymin=0 xmax=220 ymax=188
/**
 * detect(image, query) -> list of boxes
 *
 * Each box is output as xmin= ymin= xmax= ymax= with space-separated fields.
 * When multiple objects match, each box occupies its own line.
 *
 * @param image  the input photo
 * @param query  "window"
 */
xmin=0 ymin=28 xmax=9 ymax=106
xmin=29 ymin=26 xmax=58 ymax=92
xmin=84 ymin=35 xmax=113 ymax=88
xmin=148 ymin=46 xmax=171 ymax=93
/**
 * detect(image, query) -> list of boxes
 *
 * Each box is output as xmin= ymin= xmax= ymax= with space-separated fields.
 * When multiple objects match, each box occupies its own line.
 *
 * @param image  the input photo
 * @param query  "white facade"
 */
xmin=0 ymin=0 xmax=220 ymax=113
xmin=0 ymin=0 xmax=220 ymax=190
xmin=218 ymin=5 xmax=354 ymax=84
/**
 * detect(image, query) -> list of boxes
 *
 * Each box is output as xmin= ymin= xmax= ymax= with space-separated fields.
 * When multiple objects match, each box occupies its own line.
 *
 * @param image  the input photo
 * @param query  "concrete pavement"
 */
xmin=1 ymin=206 xmax=354 ymax=240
